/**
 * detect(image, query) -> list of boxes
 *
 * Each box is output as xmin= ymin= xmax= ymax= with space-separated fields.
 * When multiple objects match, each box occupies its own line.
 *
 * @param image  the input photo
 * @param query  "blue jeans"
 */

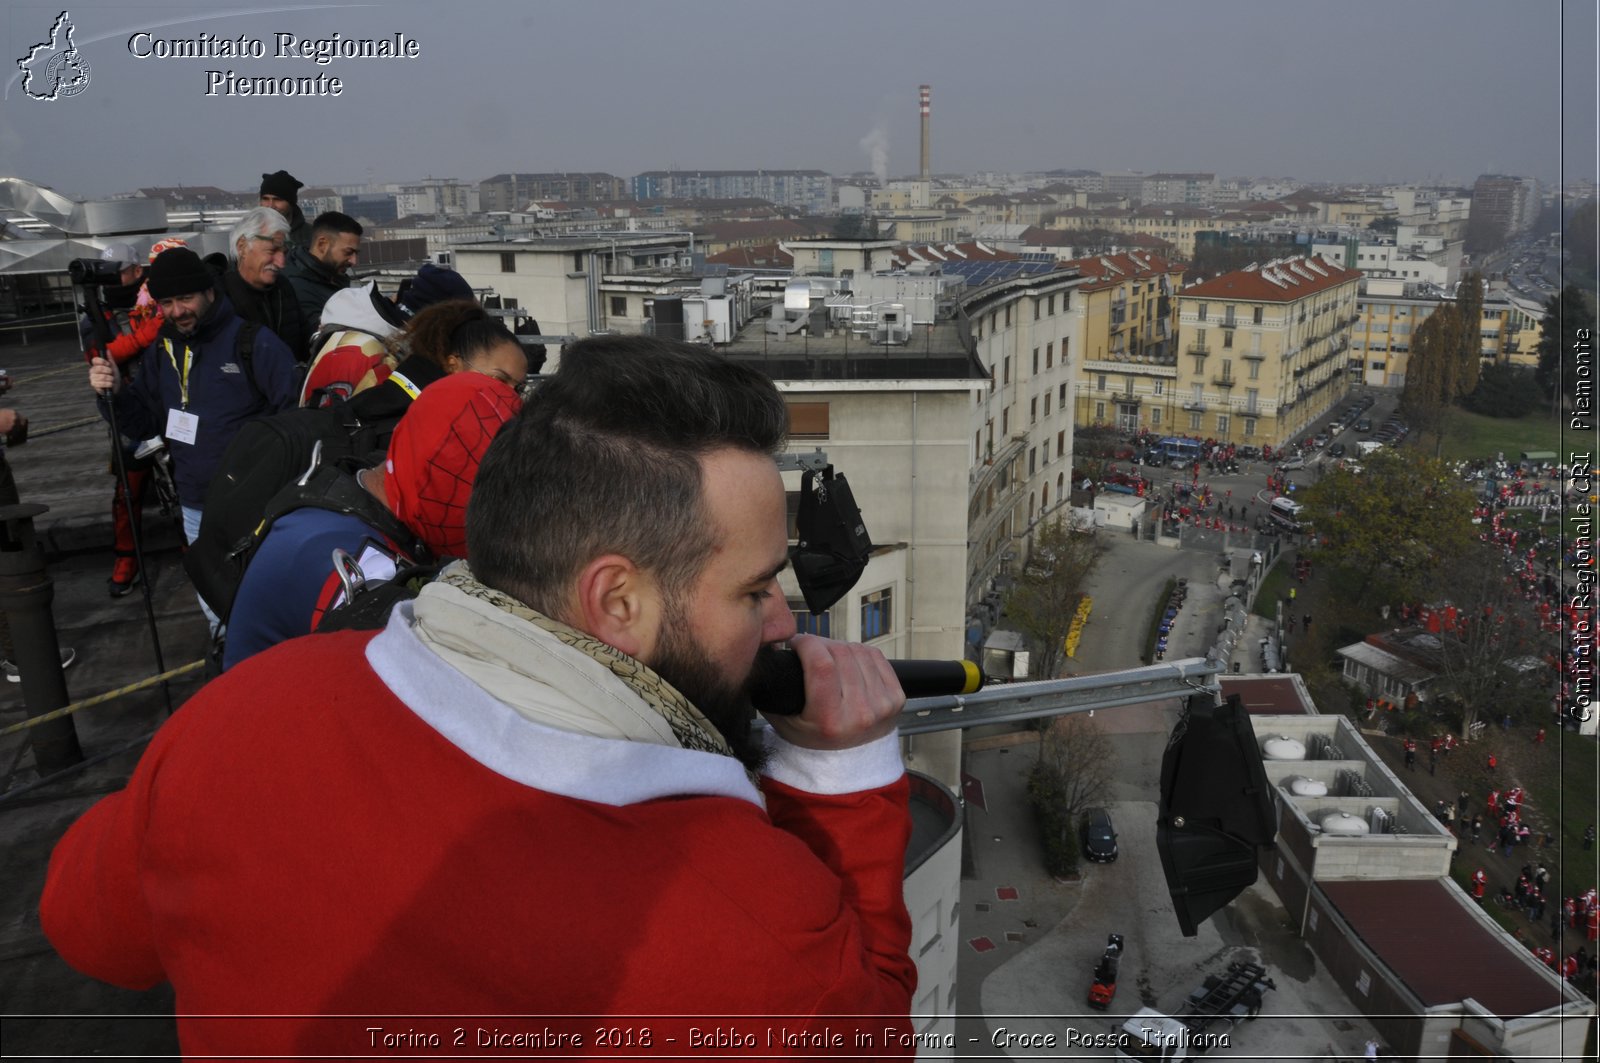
xmin=181 ymin=505 xmax=222 ymax=635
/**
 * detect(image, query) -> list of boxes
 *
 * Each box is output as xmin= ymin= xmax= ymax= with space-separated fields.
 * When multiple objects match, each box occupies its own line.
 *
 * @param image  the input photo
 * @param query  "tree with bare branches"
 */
xmin=1417 ymin=543 xmax=1552 ymax=741
xmin=1028 ymin=715 xmax=1115 ymax=877
xmin=1003 ymin=517 xmax=1106 ymax=679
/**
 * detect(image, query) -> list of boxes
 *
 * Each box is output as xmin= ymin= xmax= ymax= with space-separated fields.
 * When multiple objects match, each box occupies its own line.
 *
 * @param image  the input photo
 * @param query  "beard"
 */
xmin=652 ymin=622 xmax=777 ymax=775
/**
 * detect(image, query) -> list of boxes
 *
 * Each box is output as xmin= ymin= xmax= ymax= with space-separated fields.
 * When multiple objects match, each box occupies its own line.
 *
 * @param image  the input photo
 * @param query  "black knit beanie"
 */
xmin=259 ymin=170 xmax=303 ymax=205
xmin=146 ymin=247 xmax=215 ymax=300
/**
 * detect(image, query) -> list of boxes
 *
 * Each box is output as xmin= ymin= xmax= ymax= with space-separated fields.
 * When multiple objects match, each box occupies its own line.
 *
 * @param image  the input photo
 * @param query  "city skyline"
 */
xmin=1 ymin=0 xmax=1594 ymax=202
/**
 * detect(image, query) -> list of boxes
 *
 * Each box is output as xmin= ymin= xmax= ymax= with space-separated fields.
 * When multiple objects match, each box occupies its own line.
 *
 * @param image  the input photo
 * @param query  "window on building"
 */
xmin=1059 ymin=383 xmax=1067 ymax=405
xmin=1003 ymin=357 xmax=1011 ymax=385
xmin=1057 ymin=430 xmax=1065 ymax=454
xmin=1223 ymin=330 xmax=1233 ymax=349
xmin=1048 ymin=295 xmax=1056 ymax=315
xmin=1044 ymin=393 xmax=1051 ymax=415
xmin=609 ymin=296 xmax=627 ymax=317
xmin=1042 ymin=483 xmax=1049 ymax=508
xmin=1046 ymin=341 xmax=1054 ymax=368
xmin=786 ymin=401 xmax=829 ymax=439
xmin=1030 ymin=397 xmax=1038 ymax=424
xmin=1033 ymin=300 xmax=1040 ymax=321
xmin=1189 ymin=412 xmax=1203 ymax=431
xmin=1029 ymin=448 xmax=1036 ymax=475
xmin=1197 ymin=303 xmax=1207 ymax=321
xmin=1192 ymin=356 xmax=1205 ymax=375
xmin=1249 ymin=359 xmax=1261 ymax=380
xmin=1095 ymin=402 xmax=1105 ymax=421
xmin=790 ymin=602 xmax=831 ymax=637
xmin=1253 ymin=305 xmax=1263 ymax=324
xmin=1004 ymin=306 xmax=1011 ymax=327
xmin=499 ymin=252 xmax=516 ymax=273
xmin=1097 ymin=373 xmax=1107 ymax=391
xmin=1153 ymin=379 xmax=1164 ymax=395
xmin=1032 ymin=348 xmax=1039 ymax=375
xmin=1216 ymin=414 xmax=1230 ymax=435
xmin=1002 ymin=408 xmax=1009 ymax=434
xmin=1243 ymin=417 xmax=1256 ymax=436
xmin=1192 ymin=383 xmax=1203 ymax=402
xmin=860 ymin=587 xmax=893 ymax=641
xmin=573 ymin=252 xmax=586 ymax=273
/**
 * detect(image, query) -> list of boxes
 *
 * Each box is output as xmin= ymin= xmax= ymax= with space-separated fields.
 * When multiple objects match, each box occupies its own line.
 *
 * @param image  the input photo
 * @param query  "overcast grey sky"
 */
xmin=3 ymin=0 xmax=1595 ymax=201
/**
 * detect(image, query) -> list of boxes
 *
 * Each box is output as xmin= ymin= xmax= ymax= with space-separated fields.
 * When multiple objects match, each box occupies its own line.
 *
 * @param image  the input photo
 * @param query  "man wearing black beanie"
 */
xmin=259 ymin=169 xmax=309 ymax=249
xmin=88 ymin=247 xmax=299 ymax=628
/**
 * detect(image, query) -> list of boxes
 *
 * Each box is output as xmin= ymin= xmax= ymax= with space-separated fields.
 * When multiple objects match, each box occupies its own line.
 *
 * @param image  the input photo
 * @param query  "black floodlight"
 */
xmin=790 ymin=465 xmax=871 ymax=614
xmin=1156 ymin=692 xmax=1278 ymax=936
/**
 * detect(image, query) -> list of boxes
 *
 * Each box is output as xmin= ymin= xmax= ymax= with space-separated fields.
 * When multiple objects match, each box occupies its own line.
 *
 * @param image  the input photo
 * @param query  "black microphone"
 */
xmin=750 ymin=649 xmax=983 ymax=716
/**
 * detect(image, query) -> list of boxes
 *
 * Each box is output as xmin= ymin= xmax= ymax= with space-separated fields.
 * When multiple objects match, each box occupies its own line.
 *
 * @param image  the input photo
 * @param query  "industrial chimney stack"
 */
xmin=919 ymin=84 xmax=931 ymax=181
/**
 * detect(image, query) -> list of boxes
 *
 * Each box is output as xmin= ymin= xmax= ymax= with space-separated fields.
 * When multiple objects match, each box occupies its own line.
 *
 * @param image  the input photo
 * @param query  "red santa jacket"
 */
xmin=42 ymin=615 xmax=917 ymax=1059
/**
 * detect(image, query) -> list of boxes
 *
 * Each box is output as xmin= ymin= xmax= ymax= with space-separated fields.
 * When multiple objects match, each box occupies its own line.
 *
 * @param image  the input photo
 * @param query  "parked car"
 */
xmin=1312 ymin=434 xmax=1330 ymax=448
xmin=1329 ymin=442 xmax=1347 ymax=458
xmin=1082 ymin=807 xmax=1119 ymax=863
xmin=1356 ymin=418 xmax=1372 ymax=432
xmin=1280 ymin=455 xmax=1306 ymax=471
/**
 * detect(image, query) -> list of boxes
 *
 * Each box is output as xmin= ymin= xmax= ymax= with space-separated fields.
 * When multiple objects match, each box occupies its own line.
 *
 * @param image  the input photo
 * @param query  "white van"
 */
xmin=1355 ymin=440 xmax=1383 ymax=457
xmin=1269 ymin=496 xmax=1305 ymax=532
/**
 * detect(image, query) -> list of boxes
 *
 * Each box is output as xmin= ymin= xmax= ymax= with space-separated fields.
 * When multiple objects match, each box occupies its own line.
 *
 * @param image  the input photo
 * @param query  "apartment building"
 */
xmin=965 ymin=270 xmax=1089 ymax=607
xmin=1066 ymin=253 xmax=1186 ymax=433
xmin=631 ymin=169 xmax=833 ymax=213
xmin=1348 ymin=278 xmax=1545 ymax=388
xmin=1140 ymin=172 xmax=1217 ymax=207
xmin=477 ymin=173 xmax=628 ymax=212
xmin=1174 ymin=257 xmax=1362 ymax=446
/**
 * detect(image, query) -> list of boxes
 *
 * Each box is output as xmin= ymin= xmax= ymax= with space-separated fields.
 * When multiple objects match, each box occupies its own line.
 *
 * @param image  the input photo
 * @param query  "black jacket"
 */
xmin=282 ymin=246 xmax=349 ymax=335
xmin=219 ymin=268 xmax=311 ymax=362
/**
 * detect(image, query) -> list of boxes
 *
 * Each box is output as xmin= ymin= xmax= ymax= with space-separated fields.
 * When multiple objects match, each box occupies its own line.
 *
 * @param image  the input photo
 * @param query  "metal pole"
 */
xmin=0 ymin=503 xmax=82 ymax=771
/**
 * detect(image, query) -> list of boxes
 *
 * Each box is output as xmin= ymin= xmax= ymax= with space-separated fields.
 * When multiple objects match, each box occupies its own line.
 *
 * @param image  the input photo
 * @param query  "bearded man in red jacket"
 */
xmin=42 ymin=335 xmax=916 ymax=1059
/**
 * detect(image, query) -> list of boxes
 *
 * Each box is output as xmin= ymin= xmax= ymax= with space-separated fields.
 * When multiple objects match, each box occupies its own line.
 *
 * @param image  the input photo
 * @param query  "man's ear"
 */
xmin=570 ymin=554 xmax=661 ymax=660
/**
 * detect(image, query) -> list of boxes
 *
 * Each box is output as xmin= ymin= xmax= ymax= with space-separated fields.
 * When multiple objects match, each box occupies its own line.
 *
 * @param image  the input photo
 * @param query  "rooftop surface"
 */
xmin=1320 ymin=879 xmax=1580 ymax=1017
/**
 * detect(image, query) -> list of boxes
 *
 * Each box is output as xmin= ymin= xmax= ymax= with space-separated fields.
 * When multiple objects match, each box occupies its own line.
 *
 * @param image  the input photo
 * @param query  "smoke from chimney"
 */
xmin=860 ymin=126 xmax=890 ymax=187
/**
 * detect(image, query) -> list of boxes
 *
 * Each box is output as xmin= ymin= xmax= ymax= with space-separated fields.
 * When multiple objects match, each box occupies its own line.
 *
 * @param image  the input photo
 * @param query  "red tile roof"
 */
xmin=1319 ymin=880 xmax=1573 ymax=1018
xmin=1058 ymin=251 xmax=1181 ymax=291
xmin=1182 ymin=256 xmax=1359 ymax=302
xmin=704 ymin=243 xmax=793 ymax=269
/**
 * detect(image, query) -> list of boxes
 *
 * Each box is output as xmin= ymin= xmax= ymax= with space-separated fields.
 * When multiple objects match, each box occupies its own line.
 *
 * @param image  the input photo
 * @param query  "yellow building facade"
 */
xmin=1350 ymin=279 xmax=1546 ymax=387
xmin=1067 ymin=253 xmax=1187 ymax=433
xmin=1171 ymin=258 xmax=1362 ymax=447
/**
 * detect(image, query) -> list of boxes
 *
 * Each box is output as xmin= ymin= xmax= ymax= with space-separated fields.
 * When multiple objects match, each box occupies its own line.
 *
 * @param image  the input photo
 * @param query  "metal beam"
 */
xmin=896 ymin=657 xmax=1223 ymax=735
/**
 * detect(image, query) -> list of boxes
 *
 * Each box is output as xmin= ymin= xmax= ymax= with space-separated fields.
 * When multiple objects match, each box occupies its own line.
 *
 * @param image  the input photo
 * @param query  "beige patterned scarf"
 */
xmin=409 ymin=563 xmax=737 ymax=760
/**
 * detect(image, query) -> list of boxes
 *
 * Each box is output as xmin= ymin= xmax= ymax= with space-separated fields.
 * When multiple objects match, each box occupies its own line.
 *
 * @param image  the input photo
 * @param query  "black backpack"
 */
xmin=183 ymin=397 xmax=408 ymax=621
xmin=314 ymin=557 xmax=448 ymax=633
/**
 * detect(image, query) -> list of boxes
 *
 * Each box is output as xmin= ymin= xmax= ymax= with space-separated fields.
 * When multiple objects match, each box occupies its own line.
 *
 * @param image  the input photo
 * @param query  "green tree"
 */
xmin=1565 ymin=201 xmax=1598 ymax=281
xmin=1401 ymin=305 xmax=1460 ymax=445
xmin=1536 ymin=284 xmax=1597 ymax=405
xmin=1461 ymin=363 xmax=1544 ymax=418
xmin=1453 ymin=271 xmax=1484 ymax=398
xmin=1027 ymin=715 xmax=1113 ymax=878
xmin=1003 ymin=518 xmax=1105 ymax=680
xmin=1298 ymin=450 xmax=1476 ymax=602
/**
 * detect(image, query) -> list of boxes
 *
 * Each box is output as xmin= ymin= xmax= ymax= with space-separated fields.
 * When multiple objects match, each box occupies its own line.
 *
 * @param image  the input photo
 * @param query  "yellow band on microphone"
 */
xmin=959 ymin=659 xmax=982 ymax=693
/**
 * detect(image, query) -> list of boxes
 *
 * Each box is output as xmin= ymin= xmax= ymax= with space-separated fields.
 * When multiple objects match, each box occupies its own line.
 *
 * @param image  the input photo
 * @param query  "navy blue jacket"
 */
xmin=104 ymin=294 xmax=297 ymax=507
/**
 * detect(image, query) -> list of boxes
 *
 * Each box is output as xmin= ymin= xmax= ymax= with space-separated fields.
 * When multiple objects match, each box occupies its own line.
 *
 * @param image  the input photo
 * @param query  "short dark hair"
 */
xmin=467 ymin=336 xmax=788 ymax=616
xmin=310 ymin=211 xmax=362 ymax=241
